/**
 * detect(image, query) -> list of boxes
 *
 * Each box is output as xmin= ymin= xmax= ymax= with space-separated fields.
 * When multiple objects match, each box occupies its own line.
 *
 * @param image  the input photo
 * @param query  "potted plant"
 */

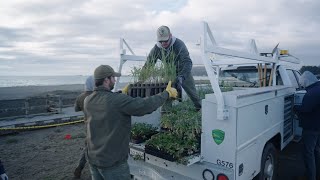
xmin=145 ymin=132 xmax=200 ymax=162
xmin=146 ymin=100 xmax=202 ymax=162
xmin=131 ymin=123 xmax=158 ymax=144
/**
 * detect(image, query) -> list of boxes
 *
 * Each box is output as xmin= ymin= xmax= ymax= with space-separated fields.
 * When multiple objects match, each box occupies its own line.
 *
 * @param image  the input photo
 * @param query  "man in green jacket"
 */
xmin=84 ymin=65 xmax=177 ymax=180
xmin=143 ymin=25 xmax=201 ymax=111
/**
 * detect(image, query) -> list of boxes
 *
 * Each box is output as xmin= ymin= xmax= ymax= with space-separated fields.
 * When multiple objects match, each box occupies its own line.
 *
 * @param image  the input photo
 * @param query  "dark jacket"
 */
xmin=147 ymin=37 xmax=192 ymax=78
xmin=84 ymin=86 xmax=168 ymax=168
xmin=295 ymin=81 xmax=320 ymax=130
xmin=75 ymin=91 xmax=93 ymax=112
xmin=0 ymin=160 xmax=5 ymax=175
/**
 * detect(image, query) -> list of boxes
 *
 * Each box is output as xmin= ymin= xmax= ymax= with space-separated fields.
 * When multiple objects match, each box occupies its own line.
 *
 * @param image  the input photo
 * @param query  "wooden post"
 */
xmin=263 ymin=64 xmax=267 ymax=87
xmin=258 ymin=63 xmax=263 ymax=87
xmin=268 ymin=63 xmax=275 ymax=86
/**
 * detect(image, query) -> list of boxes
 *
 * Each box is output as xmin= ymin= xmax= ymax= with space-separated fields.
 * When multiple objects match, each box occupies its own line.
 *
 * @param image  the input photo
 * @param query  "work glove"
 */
xmin=0 ymin=173 xmax=8 ymax=180
xmin=165 ymin=81 xmax=178 ymax=99
xmin=121 ymin=84 xmax=129 ymax=94
xmin=176 ymin=76 xmax=184 ymax=91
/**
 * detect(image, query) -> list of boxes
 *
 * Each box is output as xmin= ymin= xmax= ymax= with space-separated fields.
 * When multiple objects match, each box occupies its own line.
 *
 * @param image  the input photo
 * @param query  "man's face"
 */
xmin=109 ymin=76 xmax=116 ymax=90
xmin=104 ymin=76 xmax=116 ymax=90
xmin=159 ymin=35 xmax=172 ymax=48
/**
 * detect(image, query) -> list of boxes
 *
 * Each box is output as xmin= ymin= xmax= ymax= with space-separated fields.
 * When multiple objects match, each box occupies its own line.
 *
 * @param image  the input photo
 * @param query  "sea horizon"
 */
xmin=0 ymin=75 xmax=209 ymax=88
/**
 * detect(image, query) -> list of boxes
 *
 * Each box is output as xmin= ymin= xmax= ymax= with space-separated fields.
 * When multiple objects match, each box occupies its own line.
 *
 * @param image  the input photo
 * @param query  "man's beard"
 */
xmin=110 ymin=83 xmax=114 ymax=90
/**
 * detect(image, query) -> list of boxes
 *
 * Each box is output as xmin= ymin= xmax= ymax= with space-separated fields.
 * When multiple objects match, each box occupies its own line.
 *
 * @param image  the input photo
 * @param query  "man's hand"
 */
xmin=0 ymin=173 xmax=8 ymax=180
xmin=176 ymin=76 xmax=183 ymax=90
xmin=165 ymin=81 xmax=178 ymax=99
xmin=121 ymin=84 xmax=129 ymax=94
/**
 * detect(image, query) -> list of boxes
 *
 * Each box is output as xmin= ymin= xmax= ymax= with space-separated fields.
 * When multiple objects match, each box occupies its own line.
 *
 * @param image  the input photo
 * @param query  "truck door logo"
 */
xmin=212 ymin=129 xmax=225 ymax=145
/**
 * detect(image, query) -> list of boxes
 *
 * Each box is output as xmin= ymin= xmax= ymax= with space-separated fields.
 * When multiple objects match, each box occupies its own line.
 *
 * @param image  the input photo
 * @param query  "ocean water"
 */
xmin=0 ymin=75 xmax=208 ymax=87
xmin=0 ymin=76 xmax=135 ymax=87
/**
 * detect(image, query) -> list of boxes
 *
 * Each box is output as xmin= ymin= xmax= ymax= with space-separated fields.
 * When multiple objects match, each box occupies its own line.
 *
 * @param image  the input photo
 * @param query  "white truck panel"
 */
xmin=201 ymin=100 xmax=237 ymax=167
xmin=202 ymin=86 xmax=295 ymax=179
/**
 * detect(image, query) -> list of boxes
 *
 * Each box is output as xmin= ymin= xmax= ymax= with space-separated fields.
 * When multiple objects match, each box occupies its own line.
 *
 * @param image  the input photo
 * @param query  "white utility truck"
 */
xmin=117 ymin=22 xmax=303 ymax=180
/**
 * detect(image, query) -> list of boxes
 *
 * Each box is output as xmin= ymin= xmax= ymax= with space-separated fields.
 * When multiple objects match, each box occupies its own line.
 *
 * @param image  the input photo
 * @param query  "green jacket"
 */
xmin=84 ymin=86 xmax=169 ymax=168
xmin=147 ymin=37 xmax=193 ymax=78
xmin=74 ymin=91 xmax=93 ymax=112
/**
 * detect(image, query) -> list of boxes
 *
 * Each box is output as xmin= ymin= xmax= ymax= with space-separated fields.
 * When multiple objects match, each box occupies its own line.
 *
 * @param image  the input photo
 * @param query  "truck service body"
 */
xmin=116 ymin=22 xmax=303 ymax=180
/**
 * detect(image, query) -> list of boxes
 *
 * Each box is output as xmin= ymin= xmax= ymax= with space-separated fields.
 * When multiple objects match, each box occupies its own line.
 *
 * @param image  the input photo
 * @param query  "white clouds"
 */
xmin=0 ymin=0 xmax=319 ymax=76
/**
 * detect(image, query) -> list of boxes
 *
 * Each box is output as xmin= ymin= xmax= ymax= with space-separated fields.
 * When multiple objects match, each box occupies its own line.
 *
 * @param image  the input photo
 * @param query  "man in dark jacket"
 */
xmin=73 ymin=75 xmax=94 ymax=178
xmin=0 ymin=160 xmax=8 ymax=180
xmin=143 ymin=25 xmax=201 ymax=111
xmin=84 ymin=65 xmax=177 ymax=180
xmin=294 ymin=71 xmax=320 ymax=180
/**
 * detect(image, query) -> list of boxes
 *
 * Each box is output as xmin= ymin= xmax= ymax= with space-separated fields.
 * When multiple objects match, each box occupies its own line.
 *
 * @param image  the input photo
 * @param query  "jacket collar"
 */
xmin=95 ymin=86 xmax=112 ymax=92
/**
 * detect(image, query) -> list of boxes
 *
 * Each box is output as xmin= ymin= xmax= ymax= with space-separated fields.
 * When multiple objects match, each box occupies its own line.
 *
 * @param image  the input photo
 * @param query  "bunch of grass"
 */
xmin=131 ymin=49 xmax=178 ymax=84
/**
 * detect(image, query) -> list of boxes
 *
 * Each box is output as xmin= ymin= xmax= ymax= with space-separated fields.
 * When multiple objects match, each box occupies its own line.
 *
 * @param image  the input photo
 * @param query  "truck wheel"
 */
xmin=256 ymin=143 xmax=279 ymax=180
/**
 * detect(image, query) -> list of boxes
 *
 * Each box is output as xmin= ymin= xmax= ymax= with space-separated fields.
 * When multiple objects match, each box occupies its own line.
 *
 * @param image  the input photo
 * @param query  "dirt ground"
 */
xmin=0 ymin=123 xmax=305 ymax=180
xmin=0 ymin=123 xmax=91 ymax=180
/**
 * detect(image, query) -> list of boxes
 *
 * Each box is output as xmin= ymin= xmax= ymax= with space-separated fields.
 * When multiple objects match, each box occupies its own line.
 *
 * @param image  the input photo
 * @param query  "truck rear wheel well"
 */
xmin=267 ymin=133 xmax=281 ymax=151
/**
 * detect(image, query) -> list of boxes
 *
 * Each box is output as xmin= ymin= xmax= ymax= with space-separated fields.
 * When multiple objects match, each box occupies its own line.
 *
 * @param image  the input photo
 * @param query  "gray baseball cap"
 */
xmin=157 ymin=26 xmax=171 ymax=41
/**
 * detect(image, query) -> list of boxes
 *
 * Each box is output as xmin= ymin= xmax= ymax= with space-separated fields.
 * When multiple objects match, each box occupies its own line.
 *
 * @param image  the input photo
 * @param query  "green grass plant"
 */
xmin=131 ymin=49 xmax=177 ymax=83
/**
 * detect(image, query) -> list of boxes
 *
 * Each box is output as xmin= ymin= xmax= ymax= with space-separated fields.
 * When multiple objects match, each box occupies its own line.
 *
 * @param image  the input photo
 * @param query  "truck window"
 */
xmin=286 ymin=70 xmax=299 ymax=89
xmin=220 ymin=68 xmax=262 ymax=87
xmin=293 ymin=70 xmax=302 ymax=89
xmin=276 ymin=71 xmax=283 ymax=85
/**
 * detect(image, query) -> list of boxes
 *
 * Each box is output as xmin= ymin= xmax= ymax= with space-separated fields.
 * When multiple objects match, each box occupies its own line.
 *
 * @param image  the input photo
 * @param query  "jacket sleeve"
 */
xmin=115 ymin=92 xmax=169 ymax=116
xmin=295 ymin=91 xmax=320 ymax=112
xmin=176 ymin=40 xmax=192 ymax=78
xmin=74 ymin=96 xmax=82 ymax=112
xmin=145 ymin=45 xmax=161 ymax=67
xmin=0 ymin=160 xmax=5 ymax=175
xmin=139 ymin=46 xmax=161 ymax=81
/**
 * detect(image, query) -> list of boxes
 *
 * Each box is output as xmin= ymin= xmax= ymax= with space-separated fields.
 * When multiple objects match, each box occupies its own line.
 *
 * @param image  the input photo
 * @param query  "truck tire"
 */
xmin=256 ymin=143 xmax=279 ymax=180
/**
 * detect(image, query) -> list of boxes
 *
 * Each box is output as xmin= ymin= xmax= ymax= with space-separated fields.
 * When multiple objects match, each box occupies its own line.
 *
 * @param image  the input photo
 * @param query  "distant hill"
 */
xmin=192 ymin=66 xmax=208 ymax=76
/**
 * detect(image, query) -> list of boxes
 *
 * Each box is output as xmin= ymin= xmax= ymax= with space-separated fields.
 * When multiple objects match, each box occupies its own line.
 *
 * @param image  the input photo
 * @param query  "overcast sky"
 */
xmin=0 ymin=0 xmax=319 ymax=76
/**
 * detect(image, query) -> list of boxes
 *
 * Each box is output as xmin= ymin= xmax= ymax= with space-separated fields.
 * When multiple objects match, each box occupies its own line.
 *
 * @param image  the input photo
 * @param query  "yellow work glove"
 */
xmin=165 ymin=81 xmax=178 ymax=99
xmin=122 ymin=84 xmax=129 ymax=94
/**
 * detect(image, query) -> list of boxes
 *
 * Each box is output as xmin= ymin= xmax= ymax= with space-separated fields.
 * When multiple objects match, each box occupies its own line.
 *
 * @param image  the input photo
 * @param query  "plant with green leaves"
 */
xmin=145 ymin=132 xmax=200 ymax=161
xmin=131 ymin=49 xmax=177 ymax=83
xmin=131 ymin=123 xmax=158 ymax=143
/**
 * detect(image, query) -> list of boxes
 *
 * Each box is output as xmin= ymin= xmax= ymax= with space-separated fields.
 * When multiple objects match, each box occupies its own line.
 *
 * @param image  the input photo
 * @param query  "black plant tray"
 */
xmin=131 ymin=132 xmax=158 ymax=144
xmin=131 ymin=137 xmax=144 ymax=144
xmin=145 ymin=145 xmax=178 ymax=162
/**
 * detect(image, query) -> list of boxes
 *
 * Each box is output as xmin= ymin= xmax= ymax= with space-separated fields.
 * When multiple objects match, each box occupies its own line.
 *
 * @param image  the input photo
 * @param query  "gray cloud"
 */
xmin=0 ymin=0 xmax=319 ymax=76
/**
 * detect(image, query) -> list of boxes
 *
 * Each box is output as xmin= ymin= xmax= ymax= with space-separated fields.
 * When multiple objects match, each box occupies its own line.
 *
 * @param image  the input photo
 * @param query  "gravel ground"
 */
xmin=0 ymin=122 xmax=305 ymax=180
xmin=0 ymin=123 xmax=91 ymax=180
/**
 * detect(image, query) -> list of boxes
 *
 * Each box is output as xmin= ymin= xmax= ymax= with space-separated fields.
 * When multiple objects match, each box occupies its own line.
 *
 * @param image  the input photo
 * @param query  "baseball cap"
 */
xmin=94 ymin=65 xmax=121 ymax=80
xmin=157 ymin=26 xmax=171 ymax=41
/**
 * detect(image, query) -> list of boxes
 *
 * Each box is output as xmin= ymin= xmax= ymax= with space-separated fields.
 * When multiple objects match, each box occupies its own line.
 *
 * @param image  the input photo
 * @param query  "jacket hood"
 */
xmin=85 ymin=75 xmax=95 ymax=91
xmin=299 ymin=71 xmax=318 ymax=88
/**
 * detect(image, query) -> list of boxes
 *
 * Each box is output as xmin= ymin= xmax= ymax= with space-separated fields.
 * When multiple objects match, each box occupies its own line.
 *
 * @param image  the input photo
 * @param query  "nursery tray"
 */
xmin=129 ymin=143 xmax=145 ymax=160
xmin=145 ymin=145 xmax=179 ymax=162
xmin=130 ymin=137 xmax=144 ymax=144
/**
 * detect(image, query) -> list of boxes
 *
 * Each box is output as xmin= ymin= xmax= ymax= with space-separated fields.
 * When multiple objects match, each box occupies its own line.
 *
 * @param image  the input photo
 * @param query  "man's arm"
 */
xmin=295 ymin=92 xmax=320 ymax=112
xmin=146 ymin=45 xmax=161 ymax=65
xmin=175 ymin=40 xmax=192 ymax=78
xmin=139 ymin=45 xmax=161 ymax=81
xmin=74 ymin=95 xmax=82 ymax=112
xmin=115 ymin=91 xmax=169 ymax=116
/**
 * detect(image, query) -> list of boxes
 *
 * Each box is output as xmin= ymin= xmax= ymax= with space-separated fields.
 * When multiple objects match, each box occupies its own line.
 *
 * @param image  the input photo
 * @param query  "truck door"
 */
xmin=287 ymin=69 xmax=304 ymax=141
xmin=286 ymin=69 xmax=303 ymax=90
